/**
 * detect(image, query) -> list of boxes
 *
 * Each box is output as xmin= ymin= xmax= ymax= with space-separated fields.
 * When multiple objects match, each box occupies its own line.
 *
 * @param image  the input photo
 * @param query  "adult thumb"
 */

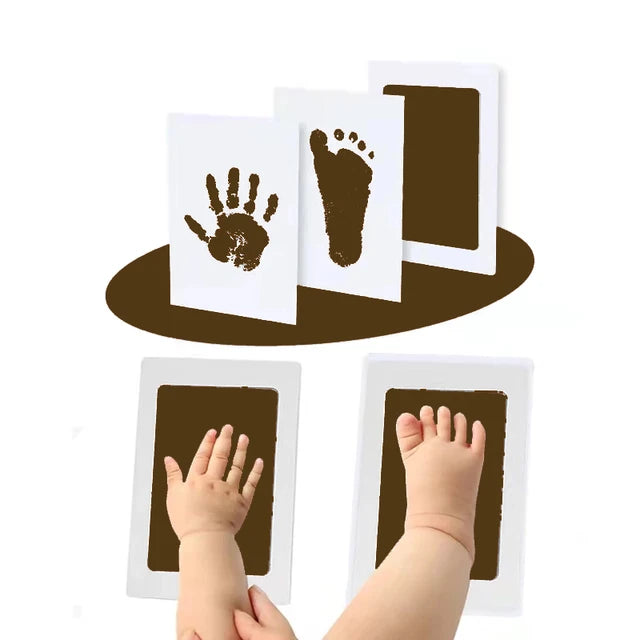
xmin=249 ymin=585 xmax=292 ymax=631
xmin=234 ymin=609 xmax=262 ymax=639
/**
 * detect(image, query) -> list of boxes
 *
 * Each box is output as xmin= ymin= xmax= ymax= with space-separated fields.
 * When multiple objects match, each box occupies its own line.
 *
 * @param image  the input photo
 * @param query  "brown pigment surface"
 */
xmin=377 ymin=389 xmax=507 ymax=580
xmin=147 ymin=385 xmax=279 ymax=574
xmin=105 ymin=228 xmax=533 ymax=346
xmin=383 ymin=85 xmax=480 ymax=250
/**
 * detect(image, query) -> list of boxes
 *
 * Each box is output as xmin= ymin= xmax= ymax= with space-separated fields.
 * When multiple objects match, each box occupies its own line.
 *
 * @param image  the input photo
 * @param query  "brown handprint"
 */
xmin=185 ymin=168 xmax=279 ymax=272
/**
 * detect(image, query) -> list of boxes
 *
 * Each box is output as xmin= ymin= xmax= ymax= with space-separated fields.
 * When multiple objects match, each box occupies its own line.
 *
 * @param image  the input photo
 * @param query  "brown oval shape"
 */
xmin=105 ymin=228 xmax=534 ymax=346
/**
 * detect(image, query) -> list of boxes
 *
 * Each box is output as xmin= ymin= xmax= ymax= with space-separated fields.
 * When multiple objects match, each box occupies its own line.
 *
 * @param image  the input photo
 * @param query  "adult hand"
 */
xmin=234 ymin=586 xmax=296 ymax=640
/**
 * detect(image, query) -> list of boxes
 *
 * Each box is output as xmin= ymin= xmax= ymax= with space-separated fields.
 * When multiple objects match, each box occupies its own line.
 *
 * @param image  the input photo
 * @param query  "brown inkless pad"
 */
xmin=147 ymin=385 xmax=278 ymax=574
xmin=105 ymin=229 xmax=533 ymax=346
xmin=383 ymin=85 xmax=480 ymax=249
xmin=378 ymin=389 xmax=507 ymax=580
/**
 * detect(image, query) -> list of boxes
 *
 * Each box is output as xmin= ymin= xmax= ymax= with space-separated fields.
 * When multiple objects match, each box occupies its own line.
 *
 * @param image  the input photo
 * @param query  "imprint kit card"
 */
xmin=350 ymin=354 xmax=532 ymax=615
xmin=274 ymin=90 xmax=404 ymax=302
xmin=369 ymin=62 xmax=499 ymax=275
xmin=128 ymin=358 xmax=301 ymax=603
xmin=168 ymin=114 xmax=299 ymax=324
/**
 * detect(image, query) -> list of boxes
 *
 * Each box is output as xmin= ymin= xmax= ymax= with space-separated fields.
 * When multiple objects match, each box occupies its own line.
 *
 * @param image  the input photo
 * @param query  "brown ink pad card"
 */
xmin=147 ymin=384 xmax=279 ymax=575
xmin=349 ymin=355 xmax=532 ymax=615
xmin=128 ymin=358 xmax=300 ymax=603
xmin=369 ymin=62 xmax=499 ymax=275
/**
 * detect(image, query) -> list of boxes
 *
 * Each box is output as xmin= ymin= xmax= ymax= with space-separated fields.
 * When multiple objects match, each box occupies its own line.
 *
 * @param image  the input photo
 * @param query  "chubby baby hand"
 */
xmin=164 ymin=425 xmax=263 ymax=541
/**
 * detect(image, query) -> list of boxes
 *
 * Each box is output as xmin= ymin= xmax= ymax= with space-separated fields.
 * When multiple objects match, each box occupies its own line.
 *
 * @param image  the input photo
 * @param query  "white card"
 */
xmin=274 ymin=90 xmax=404 ymax=302
xmin=369 ymin=62 xmax=499 ymax=275
xmin=349 ymin=354 xmax=532 ymax=616
xmin=168 ymin=114 xmax=299 ymax=324
xmin=127 ymin=358 xmax=301 ymax=604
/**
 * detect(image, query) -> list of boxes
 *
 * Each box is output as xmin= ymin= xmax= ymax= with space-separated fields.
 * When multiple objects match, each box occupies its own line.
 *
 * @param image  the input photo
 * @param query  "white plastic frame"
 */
xmin=127 ymin=357 xmax=301 ymax=604
xmin=369 ymin=62 xmax=499 ymax=275
xmin=348 ymin=354 xmax=532 ymax=615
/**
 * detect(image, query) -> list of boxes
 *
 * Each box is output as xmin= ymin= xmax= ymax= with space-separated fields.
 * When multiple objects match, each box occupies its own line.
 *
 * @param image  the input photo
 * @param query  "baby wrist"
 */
xmin=404 ymin=512 xmax=475 ymax=561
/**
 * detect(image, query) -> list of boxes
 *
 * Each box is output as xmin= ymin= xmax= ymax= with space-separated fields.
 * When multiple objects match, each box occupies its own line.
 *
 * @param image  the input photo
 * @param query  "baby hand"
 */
xmin=164 ymin=425 xmax=263 ymax=540
xmin=396 ymin=406 xmax=486 ymax=559
xmin=234 ymin=586 xmax=297 ymax=640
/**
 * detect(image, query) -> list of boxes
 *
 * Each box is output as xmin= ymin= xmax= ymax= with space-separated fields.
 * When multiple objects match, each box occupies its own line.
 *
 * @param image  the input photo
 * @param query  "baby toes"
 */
xmin=396 ymin=412 xmax=423 ymax=456
xmin=309 ymin=128 xmax=329 ymax=156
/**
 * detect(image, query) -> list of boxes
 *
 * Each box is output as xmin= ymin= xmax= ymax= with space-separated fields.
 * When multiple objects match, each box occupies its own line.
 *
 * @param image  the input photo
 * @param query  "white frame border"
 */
xmin=369 ymin=62 xmax=499 ymax=275
xmin=348 ymin=354 xmax=533 ymax=616
xmin=127 ymin=357 xmax=301 ymax=604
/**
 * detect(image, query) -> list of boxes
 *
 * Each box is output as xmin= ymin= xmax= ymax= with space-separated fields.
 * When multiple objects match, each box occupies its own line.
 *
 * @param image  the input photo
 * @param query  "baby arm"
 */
xmin=325 ymin=406 xmax=486 ymax=640
xmin=164 ymin=425 xmax=264 ymax=640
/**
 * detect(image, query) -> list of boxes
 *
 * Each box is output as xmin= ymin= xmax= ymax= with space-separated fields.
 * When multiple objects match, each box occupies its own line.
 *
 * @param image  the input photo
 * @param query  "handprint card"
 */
xmin=168 ymin=114 xmax=299 ymax=324
xmin=274 ymin=90 xmax=404 ymax=302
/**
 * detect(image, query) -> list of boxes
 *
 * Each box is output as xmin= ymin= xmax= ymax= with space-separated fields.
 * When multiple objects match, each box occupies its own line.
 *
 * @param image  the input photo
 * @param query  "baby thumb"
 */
xmin=234 ymin=610 xmax=262 ymax=639
xmin=248 ymin=585 xmax=291 ymax=630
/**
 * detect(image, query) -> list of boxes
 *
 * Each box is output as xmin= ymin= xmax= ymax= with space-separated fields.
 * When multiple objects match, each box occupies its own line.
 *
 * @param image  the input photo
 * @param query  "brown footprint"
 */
xmin=309 ymin=128 xmax=374 ymax=267
xmin=184 ymin=168 xmax=278 ymax=272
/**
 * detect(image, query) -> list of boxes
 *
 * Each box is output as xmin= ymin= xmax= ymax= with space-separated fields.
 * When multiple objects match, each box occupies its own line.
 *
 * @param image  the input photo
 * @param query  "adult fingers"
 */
xmin=248 ymin=585 xmax=294 ymax=633
xmin=233 ymin=610 xmax=261 ymax=639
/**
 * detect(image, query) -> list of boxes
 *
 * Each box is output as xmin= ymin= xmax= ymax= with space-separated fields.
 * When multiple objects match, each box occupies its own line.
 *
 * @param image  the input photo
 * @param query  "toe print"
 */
xmin=309 ymin=128 xmax=374 ymax=267
xmin=184 ymin=169 xmax=278 ymax=272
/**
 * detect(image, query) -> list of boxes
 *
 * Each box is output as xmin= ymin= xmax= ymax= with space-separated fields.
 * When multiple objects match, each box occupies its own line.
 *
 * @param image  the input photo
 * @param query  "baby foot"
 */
xmin=309 ymin=128 xmax=374 ymax=267
xmin=396 ymin=405 xmax=486 ymax=560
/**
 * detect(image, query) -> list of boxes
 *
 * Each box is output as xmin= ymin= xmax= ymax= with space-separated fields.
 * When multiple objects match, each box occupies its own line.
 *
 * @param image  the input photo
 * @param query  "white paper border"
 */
xmin=127 ymin=357 xmax=301 ymax=604
xmin=369 ymin=62 xmax=499 ymax=275
xmin=348 ymin=354 xmax=533 ymax=615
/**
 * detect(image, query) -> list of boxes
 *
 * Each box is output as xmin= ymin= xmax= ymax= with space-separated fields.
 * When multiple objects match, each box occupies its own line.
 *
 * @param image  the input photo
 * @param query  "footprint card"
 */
xmin=168 ymin=114 xmax=299 ymax=324
xmin=274 ymin=89 xmax=404 ymax=302
xmin=369 ymin=62 xmax=499 ymax=275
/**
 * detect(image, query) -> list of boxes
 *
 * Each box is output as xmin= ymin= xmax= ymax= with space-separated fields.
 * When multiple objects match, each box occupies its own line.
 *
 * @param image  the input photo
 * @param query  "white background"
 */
xmin=1 ymin=1 xmax=638 ymax=639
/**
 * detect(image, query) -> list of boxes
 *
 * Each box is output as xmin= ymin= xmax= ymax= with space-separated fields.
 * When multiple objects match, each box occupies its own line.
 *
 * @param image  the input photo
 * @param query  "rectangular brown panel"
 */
xmin=148 ymin=385 xmax=279 ymax=575
xmin=378 ymin=389 xmax=507 ymax=580
xmin=383 ymin=85 xmax=480 ymax=250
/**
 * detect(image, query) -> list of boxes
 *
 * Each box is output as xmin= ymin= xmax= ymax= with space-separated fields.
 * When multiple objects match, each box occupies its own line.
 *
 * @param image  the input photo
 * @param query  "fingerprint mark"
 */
xmin=206 ymin=174 xmax=224 ymax=214
xmin=244 ymin=173 xmax=259 ymax=214
xmin=184 ymin=215 xmax=210 ymax=242
xmin=349 ymin=131 xmax=358 ymax=143
xmin=334 ymin=129 xmax=344 ymax=141
xmin=227 ymin=167 xmax=240 ymax=209
xmin=264 ymin=194 xmax=279 ymax=222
